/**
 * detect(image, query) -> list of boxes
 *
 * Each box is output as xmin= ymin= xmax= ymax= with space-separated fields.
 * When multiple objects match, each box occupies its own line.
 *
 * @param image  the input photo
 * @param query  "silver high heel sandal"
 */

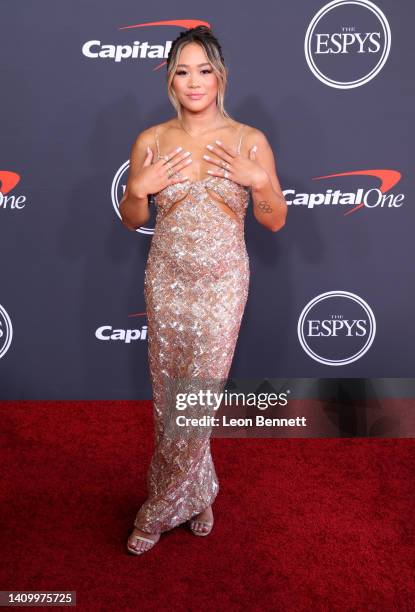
xmin=127 ymin=528 xmax=160 ymax=555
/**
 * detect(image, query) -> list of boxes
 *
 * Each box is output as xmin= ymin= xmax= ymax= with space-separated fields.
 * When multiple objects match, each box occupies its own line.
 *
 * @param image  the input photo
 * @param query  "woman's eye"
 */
xmin=175 ymin=69 xmax=212 ymax=76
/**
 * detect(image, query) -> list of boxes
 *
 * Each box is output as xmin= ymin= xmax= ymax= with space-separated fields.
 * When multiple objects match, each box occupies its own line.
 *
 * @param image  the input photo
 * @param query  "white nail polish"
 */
xmin=206 ymin=144 xmax=213 ymax=150
xmin=176 ymin=146 xmax=183 ymax=152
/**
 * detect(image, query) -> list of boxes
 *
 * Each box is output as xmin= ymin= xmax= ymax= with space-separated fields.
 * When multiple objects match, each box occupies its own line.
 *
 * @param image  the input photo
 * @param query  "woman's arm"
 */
xmin=246 ymin=129 xmax=288 ymax=232
xmin=119 ymin=130 xmax=153 ymax=230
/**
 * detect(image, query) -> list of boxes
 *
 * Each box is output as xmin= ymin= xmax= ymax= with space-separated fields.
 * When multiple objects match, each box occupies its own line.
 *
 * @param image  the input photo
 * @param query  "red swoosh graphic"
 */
xmin=128 ymin=311 xmax=147 ymax=318
xmin=0 ymin=171 xmax=20 ymax=195
xmin=118 ymin=19 xmax=210 ymax=31
xmin=312 ymin=169 xmax=402 ymax=215
xmin=118 ymin=19 xmax=211 ymax=71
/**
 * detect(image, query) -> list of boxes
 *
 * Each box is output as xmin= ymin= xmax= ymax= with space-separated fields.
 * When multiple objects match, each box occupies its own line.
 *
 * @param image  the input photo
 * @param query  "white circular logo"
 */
xmin=111 ymin=161 xmax=155 ymax=235
xmin=304 ymin=0 xmax=391 ymax=89
xmin=297 ymin=290 xmax=376 ymax=365
xmin=0 ymin=304 xmax=13 ymax=359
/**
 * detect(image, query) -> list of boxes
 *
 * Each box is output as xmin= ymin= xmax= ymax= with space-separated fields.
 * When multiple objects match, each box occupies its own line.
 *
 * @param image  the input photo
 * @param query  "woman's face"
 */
xmin=172 ymin=42 xmax=219 ymax=112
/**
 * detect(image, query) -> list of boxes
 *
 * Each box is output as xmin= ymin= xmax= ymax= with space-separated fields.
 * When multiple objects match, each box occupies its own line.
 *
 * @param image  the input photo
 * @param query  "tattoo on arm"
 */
xmin=254 ymin=192 xmax=286 ymax=214
xmin=255 ymin=200 xmax=273 ymax=214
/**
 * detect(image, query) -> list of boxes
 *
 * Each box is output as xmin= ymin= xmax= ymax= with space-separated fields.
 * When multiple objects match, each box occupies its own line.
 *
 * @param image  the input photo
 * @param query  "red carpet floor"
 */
xmin=1 ymin=401 xmax=414 ymax=611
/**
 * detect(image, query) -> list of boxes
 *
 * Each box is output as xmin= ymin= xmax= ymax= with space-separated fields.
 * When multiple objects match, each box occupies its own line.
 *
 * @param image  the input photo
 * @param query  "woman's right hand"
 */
xmin=129 ymin=146 xmax=192 ymax=198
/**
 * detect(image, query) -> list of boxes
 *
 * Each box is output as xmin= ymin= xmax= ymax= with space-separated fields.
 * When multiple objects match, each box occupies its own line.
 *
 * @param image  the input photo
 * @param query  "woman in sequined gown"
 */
xmin=123 ymin=27 xmax=287 ymax=555
xmin=133 ymin=123 xmax=250 ymax=533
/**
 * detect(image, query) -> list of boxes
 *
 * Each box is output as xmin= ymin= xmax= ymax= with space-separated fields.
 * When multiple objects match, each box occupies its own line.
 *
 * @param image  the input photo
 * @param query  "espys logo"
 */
xmin=305 ymin=0 xmax=391 ymax=89
xmin=284 ymin=169 xmax=404 ymax=215
xmin=0 ymin=304 xmax=13 ymax=359
xmin=112 ymin=161 xmax=155 ymax=235
xmin=297 ymin=291 xmax=376 ymax=365
xmin=0 ymin=171 xmax=27 ymax=210
xmin=82 ymin=19 xmax=210 ymax=67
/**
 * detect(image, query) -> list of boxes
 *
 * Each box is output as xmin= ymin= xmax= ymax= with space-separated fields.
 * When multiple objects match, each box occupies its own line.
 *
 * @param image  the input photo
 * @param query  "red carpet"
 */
xmin=1 ymin=401 xmax=414 ymax=611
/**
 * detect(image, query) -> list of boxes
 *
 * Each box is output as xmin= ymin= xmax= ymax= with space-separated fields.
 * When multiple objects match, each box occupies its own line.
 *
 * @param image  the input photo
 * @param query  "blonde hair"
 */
xmin=166 ymin=26 xmax=232 ymax=121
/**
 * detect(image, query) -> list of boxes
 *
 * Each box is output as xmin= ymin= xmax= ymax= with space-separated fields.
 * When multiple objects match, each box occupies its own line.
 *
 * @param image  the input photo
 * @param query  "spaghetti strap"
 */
xmin=154 ymin=127 xmax=161 ymax=157
xmin=236 ymin=124 xmax=245 ymax=154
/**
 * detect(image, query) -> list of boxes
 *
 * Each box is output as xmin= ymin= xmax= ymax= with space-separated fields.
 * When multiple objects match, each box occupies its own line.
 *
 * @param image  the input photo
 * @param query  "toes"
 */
xmin=128 ymin=529 xmax=159 ymax=553
xmin=132 ymin=539 xmax=151 ymax=553
xmin=192 ymin=521 xmax=208 ymax=532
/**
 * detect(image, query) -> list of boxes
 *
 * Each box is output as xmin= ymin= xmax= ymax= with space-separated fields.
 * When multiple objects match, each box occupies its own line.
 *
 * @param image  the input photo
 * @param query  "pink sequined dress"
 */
xmin=134 ymin=124 xmax=250 ymax=534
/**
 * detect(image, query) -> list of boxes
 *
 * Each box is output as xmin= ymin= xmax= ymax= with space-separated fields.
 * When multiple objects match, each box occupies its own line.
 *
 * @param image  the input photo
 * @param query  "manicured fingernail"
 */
xmin=207 ymin=170 xmax=213 ymax=174
xmin=253 ymin=145 xmax=257 ymax=152
xmin=203 ymin=154 xmax=209 ymax=160
xmin=206 ymin=144 xmax=213 ymax=150
xmin=183 ymin=151 xmax=191 ymax=157
xmin=176 ymin=146 xmax=183 ymax=152
xmin=215 ymin=140 xmax=222 ymax=145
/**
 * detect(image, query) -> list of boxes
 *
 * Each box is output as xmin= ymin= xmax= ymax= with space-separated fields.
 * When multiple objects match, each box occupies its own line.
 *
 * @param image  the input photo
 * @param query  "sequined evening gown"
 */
xmin=134 ymin=124 xmax=250 ymax=534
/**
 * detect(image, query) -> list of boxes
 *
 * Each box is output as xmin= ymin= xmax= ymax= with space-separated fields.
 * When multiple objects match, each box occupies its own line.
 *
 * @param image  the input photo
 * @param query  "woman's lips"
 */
xmin=187 ymin=94 xmax=205 ymax=99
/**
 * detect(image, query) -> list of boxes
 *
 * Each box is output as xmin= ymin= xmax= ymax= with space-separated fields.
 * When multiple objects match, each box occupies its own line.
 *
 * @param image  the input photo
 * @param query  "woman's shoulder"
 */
xmin=133 ymin=120 xmax=175 ymax=144
xmin=128 ymin=122 xmax=172 ymax=161
xmin=235 ymin=122 xmax=269 ymax=156
xmin=239 ymin=122 xmax=268 ymax=143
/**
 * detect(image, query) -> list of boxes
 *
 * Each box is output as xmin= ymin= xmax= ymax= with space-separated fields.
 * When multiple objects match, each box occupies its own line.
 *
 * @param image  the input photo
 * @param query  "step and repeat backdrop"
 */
xmin=1 ymin=1 xmax=414 ymax=408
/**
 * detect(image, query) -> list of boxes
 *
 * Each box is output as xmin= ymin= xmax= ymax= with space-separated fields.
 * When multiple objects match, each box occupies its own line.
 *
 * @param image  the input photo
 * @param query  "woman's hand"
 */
xmin=129 ymin=146 xmax=193 ymax=198
xmin=203 ymin=140 xmax=269 ymax=189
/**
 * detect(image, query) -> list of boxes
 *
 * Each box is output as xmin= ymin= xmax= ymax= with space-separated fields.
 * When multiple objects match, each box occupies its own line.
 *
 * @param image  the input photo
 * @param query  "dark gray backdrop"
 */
xmin=1 ymin=1 xmax=413 ymax=399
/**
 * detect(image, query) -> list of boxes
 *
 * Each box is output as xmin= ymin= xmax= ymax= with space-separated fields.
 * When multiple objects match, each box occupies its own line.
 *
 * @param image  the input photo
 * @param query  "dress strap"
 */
xmin=236 ymin=124 xmax=245 ymax=154
xmin=154 ymin=127 xmax=161 ymax=158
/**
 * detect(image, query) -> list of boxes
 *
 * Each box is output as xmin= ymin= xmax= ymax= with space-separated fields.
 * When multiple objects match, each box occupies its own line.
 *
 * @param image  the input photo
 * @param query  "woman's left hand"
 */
xmin=203 ymin=140 xmax=269 ymax=189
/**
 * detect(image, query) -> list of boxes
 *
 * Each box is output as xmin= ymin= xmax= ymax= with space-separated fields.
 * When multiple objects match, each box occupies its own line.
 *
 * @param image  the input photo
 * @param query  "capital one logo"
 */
xmin=95 ymin=310 xmax=148 ymax=343
xmin=304 ymin=0 xmax=391 ymax=88
xmin=297 ymin=291 xmax=376 ymax=365
xmin=0 ymin=171 xmax=27 ymax=210
xmin=0 ymin=304 xmax=13 ymax=359
xmin=284 ymin=168 xmax=405 ymax=214
xmin=111 ymin=161 xmax=155 ymax=235
xmin=82 ymin=19 xmax=210 ymax=68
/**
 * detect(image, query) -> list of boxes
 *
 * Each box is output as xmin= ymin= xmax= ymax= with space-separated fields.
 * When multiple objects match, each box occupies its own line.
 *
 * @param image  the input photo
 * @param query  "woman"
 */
xmin=120 ymin=25 xmax=287 ymax=555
